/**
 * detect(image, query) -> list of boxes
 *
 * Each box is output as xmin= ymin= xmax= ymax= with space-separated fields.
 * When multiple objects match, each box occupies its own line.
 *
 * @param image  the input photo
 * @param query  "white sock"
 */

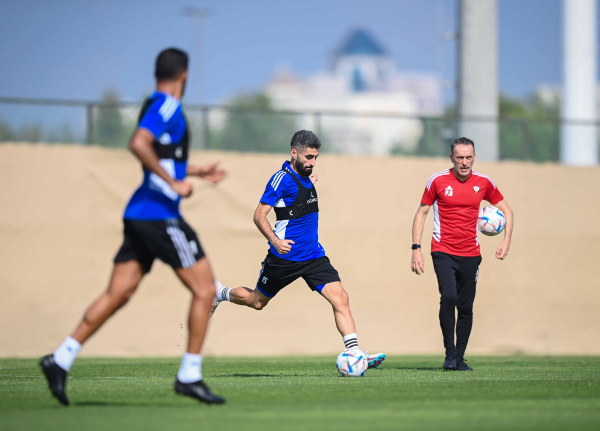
xmin=177 ymin=353 xmax=203 ymax=383
xmin=53 ymin=336 xmax=82 ymax=371
xmin=343 ymin=333 xmax=359 ymax=350
xmin=215 ymin=281 xmax=231 ymax=302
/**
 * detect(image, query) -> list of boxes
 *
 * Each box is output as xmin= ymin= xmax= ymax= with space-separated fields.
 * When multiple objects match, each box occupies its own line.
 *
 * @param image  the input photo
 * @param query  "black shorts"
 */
xmin=114 ymin=218 xmax=205 ymax=273
xmin=256 ymin=252 xmax=341 ymax=298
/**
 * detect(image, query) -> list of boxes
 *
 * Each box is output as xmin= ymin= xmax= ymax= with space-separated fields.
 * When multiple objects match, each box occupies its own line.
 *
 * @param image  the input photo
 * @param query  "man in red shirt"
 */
xmin=410 ymin=137 xmax=514 ymax=371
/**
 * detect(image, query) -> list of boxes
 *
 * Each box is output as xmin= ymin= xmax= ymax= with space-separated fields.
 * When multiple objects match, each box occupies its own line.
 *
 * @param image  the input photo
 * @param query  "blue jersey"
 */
xmin=260 ymin=161 xmax=325 ymax=261
xmin=124 ymin=92 xmax=189 ymax=220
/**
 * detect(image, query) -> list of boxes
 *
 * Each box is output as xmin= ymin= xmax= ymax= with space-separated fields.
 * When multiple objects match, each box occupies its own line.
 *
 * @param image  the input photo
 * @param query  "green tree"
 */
xmin=18 ymin=122 xmax=43 ymax=142
xmin=414 ymin=95 xmax=560 ymax=162
xmin=0 ymin=118 xmax=14 ymax=142
xmin=498 ymin=95 xmax=559 ymax=162
xmin=209 ymin=93 xmax=297 ymax=153
xmin=410 ymin=106 xmax=458 ymax=157
xmin=47 ymin=123 xmax=76 ymax=144
xmin=96 ymin=88 xmax=127 ymax=147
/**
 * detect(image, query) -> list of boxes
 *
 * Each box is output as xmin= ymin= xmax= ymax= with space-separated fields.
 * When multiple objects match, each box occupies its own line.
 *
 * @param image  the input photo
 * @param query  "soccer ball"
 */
xmin=336 ymin=348 xmax=368 ymax=377
xmin=478 ymin=206 xmax=506 ymax=236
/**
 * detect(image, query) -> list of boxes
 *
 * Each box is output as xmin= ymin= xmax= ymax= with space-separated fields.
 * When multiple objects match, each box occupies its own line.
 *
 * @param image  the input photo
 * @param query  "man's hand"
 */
xmin=273 ymin=239 xmax=295 ymax=255
xmin=309 ymin=175 xmax=318 ymax=184
xmin=411 ymin=249 xmax=425 ymax=275
xmin=171 ymin=180 xmax=193 ymax=198
xmin=199 ymin=162 xmax=227 ymax=185
xmin=495 ymin=240 xmax=510 ymax=260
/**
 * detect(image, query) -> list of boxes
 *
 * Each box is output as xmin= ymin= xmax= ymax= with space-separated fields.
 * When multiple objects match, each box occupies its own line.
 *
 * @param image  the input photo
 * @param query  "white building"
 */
xmin=264 ymin=28 xmax=443 ymax=155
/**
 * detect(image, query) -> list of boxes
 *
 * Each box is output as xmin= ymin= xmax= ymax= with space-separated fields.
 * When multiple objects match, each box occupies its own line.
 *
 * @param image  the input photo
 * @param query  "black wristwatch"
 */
xmin=411 ymin=244 xmax=421 ymax=250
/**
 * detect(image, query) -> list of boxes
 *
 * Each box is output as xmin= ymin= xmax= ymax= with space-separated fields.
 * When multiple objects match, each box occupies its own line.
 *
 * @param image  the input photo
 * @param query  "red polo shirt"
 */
xmin=421 ymin=169 xmax=504 ymax=257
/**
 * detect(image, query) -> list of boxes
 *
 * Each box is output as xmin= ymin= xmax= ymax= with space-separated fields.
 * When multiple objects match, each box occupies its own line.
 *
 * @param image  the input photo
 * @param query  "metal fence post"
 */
xmin=202 ymin=107 xmax=210 ymax=149
xmin=86 ymin=103 xmax=94 ymax=145
xmin=314 ymin=112 xmax=322 ymax=137
xmin=522 ymin=120 xmax=530 ymax=161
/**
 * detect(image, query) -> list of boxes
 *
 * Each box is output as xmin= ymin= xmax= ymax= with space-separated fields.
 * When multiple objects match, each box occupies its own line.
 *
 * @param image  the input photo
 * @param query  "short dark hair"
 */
xmin=450 ymin=137 xmax=475 ymax=154
xmin=290 ymin=130 xmax=321 ymax=151
xmin=155 ymin=48 xmax=188 ymax=81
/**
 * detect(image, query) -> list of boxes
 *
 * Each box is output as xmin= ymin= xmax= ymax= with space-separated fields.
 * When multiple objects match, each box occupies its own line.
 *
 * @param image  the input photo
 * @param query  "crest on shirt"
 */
xmin=473 ymin=186 xmax=480 ymax=193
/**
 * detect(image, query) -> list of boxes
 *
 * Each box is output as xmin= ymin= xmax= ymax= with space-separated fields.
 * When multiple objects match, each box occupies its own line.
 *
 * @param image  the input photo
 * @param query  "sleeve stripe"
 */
xmin=158 ymin=96 xmax=179 ymax=122
xmin=271 ymin=171 xmax=284 ymax=188
xmin=163 ymin=99 xmax=178 ymax=121
xmin=158 ymin=97 xmax=173 ymax=119
xmin=273 ymin=171 xmax=287 ymax=190
xmin=426 ymin=171 xmax=450 ymax=190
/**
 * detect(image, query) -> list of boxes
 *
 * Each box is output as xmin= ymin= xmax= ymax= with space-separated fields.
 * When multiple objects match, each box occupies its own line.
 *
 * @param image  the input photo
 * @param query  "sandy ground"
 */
xmin=1 ymin=144 xmax=599 ymax=357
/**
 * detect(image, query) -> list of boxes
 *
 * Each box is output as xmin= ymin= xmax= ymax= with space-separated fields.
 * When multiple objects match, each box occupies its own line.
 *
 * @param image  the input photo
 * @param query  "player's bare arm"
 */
xmin=411 ymin=203 xmax=430 ymax=275
xmin=253 ymin=203 xmax=295 ymax=254
xmin=493 ymin=199 xmax=513 ymax=260
xmin=129 ymin=127 xmax=192 ymax=197
xmin=187 ymin=161 xmax=227 ymax=185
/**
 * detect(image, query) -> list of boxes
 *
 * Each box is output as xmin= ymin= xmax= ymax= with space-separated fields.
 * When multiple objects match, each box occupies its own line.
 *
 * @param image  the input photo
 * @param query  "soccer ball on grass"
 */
xmin=336 ymin=348 xmax=368 ymax=377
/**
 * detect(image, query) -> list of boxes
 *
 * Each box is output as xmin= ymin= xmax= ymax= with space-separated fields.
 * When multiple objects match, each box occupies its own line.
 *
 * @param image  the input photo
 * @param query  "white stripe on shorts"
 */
xmin=166 ymin=219 xmax=195 ymax=268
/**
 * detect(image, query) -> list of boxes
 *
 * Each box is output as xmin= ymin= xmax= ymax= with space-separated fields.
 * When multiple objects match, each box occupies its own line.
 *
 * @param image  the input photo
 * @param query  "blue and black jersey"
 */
xmin=260 ymin=161 xmax=325 ymax=262
xmin=124 ymin=92 xmax=189 ymax=220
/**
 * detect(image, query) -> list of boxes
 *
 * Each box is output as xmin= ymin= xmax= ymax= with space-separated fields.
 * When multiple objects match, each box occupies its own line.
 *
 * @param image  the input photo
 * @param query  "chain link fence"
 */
xmin=0 ymin=96 xmax=595 ymax=163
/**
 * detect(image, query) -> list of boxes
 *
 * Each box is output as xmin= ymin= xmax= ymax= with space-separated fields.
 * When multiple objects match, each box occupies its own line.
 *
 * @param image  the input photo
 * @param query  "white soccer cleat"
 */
xmin=366 ymin=352 xmax=386 ymax=369
xmin=210 ymin=281 xmax=227 ymax=318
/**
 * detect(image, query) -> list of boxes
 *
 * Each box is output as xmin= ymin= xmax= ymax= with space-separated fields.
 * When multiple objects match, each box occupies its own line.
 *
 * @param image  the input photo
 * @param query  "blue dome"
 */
xmin=335 ymin=29 xmax=387 ymax=57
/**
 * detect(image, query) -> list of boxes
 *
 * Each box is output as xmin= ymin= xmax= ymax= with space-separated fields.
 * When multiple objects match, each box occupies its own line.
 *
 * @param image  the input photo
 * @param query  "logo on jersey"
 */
xmin=445 ymin=186 xmax=453 ymax=197
xmin=473 ymin=186 xmax=480 ymax=193
xmin=175 ymin=147 xmax=183 ymax=158
xmin=159 ymin=133 xmax=172 ymax=145
xmin=307 ymin=191 xmax=318 ymax=204
xmin=189 ymin=240 xmax=199 ymax=255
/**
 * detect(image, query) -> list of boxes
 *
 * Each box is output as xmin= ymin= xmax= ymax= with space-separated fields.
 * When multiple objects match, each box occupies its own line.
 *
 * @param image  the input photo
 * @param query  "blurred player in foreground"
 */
xmin=410 ymin=137 xmax=513 ymax=371
xmin=210 ymin=130 xmax=385 ymax=369
xmin=40 ymin=48 xmax=227 ymax=405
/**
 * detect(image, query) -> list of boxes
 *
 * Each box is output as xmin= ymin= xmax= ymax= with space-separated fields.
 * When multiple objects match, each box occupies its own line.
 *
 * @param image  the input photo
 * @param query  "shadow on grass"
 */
xmin=73 ymin=401 xmax=199 ymax=408
xmin=213 ymin=373 xmax=301 ymax=378
xmin=391 ymin=367 xmax=442 ymax=371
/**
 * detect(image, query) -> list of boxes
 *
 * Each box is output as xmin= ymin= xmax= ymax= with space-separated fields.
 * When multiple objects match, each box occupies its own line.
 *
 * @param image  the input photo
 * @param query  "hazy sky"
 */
xmin=0 ymin=0 xmax=568 ymax=107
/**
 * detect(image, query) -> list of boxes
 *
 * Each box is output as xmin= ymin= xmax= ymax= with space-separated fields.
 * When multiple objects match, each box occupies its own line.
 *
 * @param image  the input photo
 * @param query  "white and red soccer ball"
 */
xmin=478 ymin=206 xmax=506 ymax=236
xmin=336 ymin=348 xmax=368 ymax=377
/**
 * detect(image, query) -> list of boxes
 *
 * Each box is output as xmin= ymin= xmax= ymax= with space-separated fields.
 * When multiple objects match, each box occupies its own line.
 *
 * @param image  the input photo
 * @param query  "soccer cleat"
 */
xmin=366 ymin=352 xmax=386 ymax=369
xmin=210 ymin=281 xmax=227 ymax=318
xmin=443 ymin=349 xmax=457 ymax=370
xmin=456 ymin=359 xmax=473 ymax=371
xmin=175 ymin=379 xmax=226 ymax=404
xmin=39 ymin=354 xmax=70 ymax=406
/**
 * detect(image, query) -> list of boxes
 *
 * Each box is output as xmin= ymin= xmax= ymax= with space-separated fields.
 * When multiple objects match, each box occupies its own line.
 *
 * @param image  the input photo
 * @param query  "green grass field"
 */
xmin=1 ymin=356 xmax=599 ymax=431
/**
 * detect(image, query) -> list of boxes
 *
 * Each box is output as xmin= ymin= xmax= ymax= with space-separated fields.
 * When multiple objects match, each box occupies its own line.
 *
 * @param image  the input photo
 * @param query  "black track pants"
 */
xmin=432 ymin=252 xmax=482 ymax=358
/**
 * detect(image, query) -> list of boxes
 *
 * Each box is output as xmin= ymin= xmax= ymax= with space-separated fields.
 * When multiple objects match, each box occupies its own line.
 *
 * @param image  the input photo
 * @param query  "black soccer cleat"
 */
xmin=40 ymin=354 xmax=70 ymax=406
xmin=457 ymin=359 xmax=473 ymax=371
xmin=443 ymin=357 xmax=457 ymax=370
xmin=443 ymin=349 xmax=457 ymax=370
xmin=175 ymin=379 xmax=226 ymax=405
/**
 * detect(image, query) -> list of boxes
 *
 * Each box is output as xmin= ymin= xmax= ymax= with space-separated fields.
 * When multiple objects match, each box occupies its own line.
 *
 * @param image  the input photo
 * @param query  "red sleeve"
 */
xmin=484 ymin=178 xmax=504 ymax=205
xmin=421 ymin=179 xmax=437 ymax=206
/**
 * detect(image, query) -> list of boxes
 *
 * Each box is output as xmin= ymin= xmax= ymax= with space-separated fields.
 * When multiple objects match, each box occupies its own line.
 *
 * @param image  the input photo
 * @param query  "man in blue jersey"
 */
xmin=40 ymin=48 xmax=226 ymax=405
xmin=210 ymin=130 xmax=385 ymax=368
